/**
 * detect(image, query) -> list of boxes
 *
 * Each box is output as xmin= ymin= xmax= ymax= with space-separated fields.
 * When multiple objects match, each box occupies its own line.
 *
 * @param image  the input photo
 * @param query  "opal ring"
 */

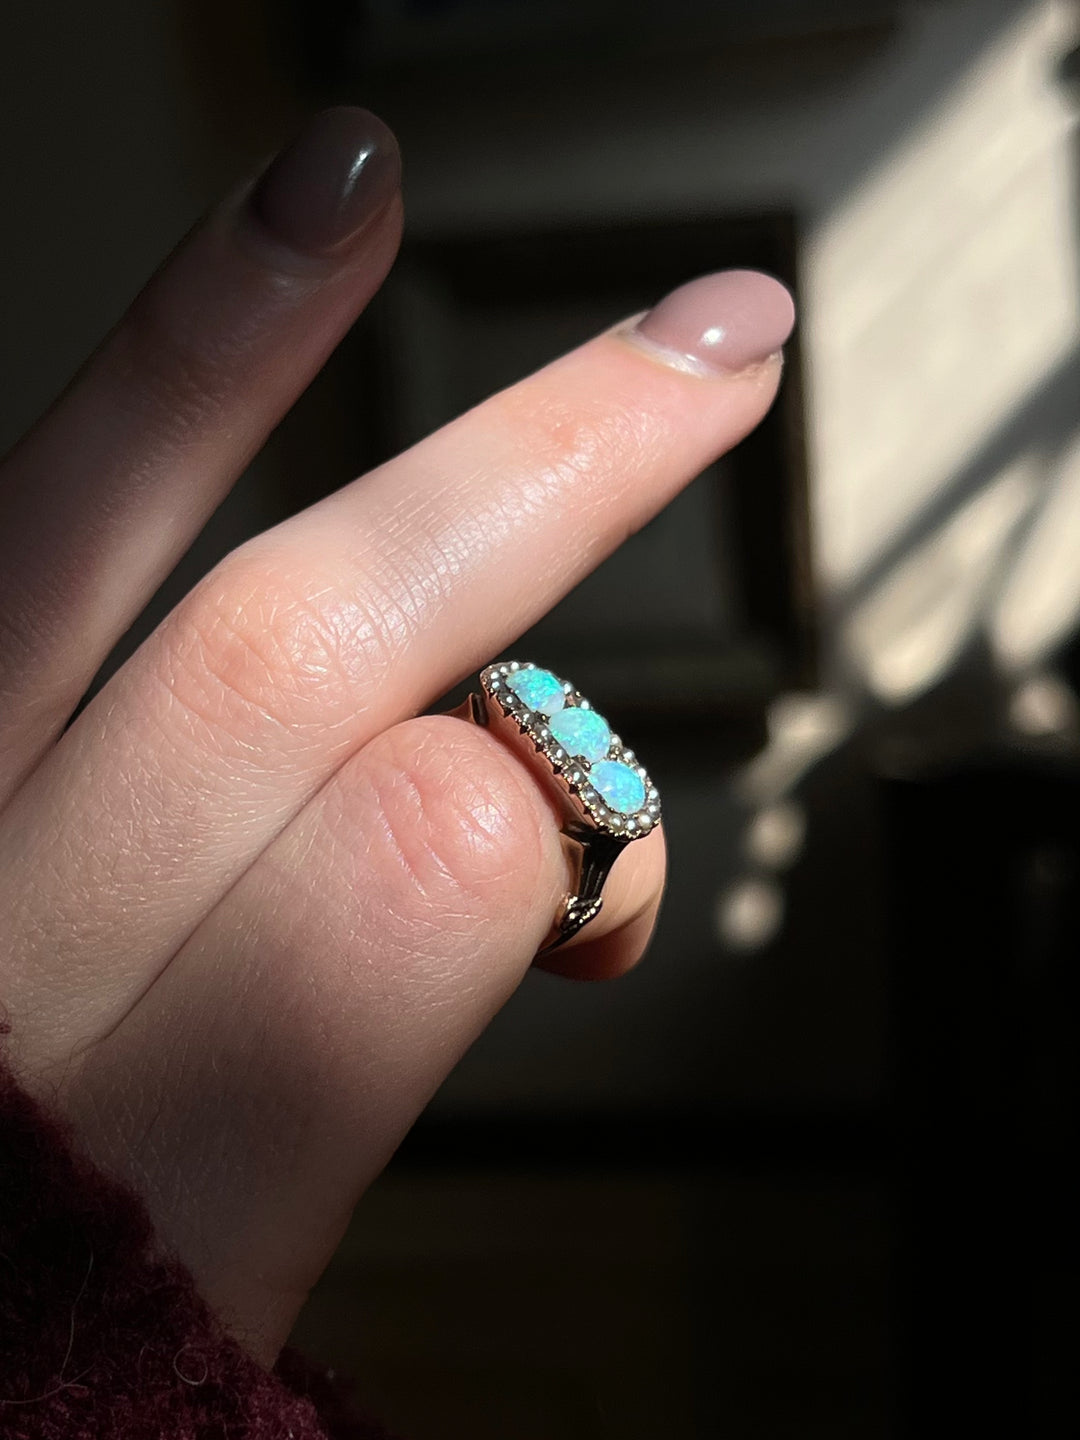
xmin=463 ymin=661 xmax=660 ymax=955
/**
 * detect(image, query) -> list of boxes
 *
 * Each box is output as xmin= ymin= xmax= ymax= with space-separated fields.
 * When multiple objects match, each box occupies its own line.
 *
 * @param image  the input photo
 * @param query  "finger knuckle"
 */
xmin=500 ymin=383 xmax=665 ymax=515
xmin=112 ymin=288 xmax=233 ymax=443
xmin=340 ymin=715 xmax=549 ymax=922
xmin=159 ymin=550 xmax=394 ymax=748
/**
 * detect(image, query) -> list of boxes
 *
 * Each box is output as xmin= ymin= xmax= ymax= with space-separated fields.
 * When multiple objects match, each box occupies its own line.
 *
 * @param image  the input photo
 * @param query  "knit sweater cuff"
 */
xmin=0 ymin=1039 xmax=396 ymax=1438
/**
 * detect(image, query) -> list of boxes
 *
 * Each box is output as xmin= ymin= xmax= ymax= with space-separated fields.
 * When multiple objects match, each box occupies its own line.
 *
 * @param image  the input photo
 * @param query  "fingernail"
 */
xmin=631 ymin=270 xmax=796 ymax=374
xmin=250 ymin=107 xmax=401 ymax=257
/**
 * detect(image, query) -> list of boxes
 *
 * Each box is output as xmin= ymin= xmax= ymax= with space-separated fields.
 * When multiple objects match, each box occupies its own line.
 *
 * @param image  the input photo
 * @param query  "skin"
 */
xmin=0 ymin=139 xmax=785 ymax=1365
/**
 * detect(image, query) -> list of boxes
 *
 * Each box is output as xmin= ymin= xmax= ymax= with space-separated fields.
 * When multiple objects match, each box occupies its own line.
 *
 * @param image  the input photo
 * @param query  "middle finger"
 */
xmin=0 ymin=271 xmax=794 ymax=1066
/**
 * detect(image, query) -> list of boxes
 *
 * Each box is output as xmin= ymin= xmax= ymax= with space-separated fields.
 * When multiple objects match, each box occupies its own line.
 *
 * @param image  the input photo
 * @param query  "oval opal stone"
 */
xmin=591 ymin=759 xmax=646 ymax=815
xmin=506 ymin=667 xmax=565 ymax=716
xmin=548 ymin=706 xmax=611 ymax=762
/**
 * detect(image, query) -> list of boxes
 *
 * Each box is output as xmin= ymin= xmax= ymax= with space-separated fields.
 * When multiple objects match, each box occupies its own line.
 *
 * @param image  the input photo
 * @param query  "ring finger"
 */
xmin=58 ymin=711 xmax=667 ymax=1358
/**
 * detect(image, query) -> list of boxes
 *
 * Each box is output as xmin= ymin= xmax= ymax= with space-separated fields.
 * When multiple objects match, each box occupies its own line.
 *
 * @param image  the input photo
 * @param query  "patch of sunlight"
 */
xmin=738 ymin=692 xmax=853 ymax=805
xmin=1007 ymin=671 xmax=1080 ymax=735
xmin=844 ymin=454 xmax=1040 ymax=704
xmin=744 ymin=801 xmax=806 ymax=871
xmin=805 ymin=0 xmax=1079 ymax=590
xmin=715 ymin=876 xmax=785 ymax=954
xmin=991 ymin=428 xmax=1080 ymax=671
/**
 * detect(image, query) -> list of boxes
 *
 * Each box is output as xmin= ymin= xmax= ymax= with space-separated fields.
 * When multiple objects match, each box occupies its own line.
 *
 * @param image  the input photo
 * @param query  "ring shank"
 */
xmin=537 ymin=826 xmax=631 ymax=955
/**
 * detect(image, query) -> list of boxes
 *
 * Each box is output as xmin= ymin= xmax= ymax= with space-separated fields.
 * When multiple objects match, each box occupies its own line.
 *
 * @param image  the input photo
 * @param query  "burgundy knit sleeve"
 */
xmin=0 ymin=1039 xmax=398 ymax=1439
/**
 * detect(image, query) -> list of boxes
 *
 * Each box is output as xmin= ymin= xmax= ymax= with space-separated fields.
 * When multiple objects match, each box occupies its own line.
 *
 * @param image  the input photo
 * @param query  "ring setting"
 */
xmin=466 ymin=661 xmax=660 ymax=953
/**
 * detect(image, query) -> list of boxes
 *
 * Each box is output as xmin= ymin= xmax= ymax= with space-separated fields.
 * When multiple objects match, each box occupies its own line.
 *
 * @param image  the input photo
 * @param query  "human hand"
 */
xmin=0 ymin=108 xmax=794 ymax=1364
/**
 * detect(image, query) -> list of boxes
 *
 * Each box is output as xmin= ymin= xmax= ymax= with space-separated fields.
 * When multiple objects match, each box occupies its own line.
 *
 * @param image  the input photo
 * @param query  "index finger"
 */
xmin=1 ymin=270 xmax=794 ymax=1063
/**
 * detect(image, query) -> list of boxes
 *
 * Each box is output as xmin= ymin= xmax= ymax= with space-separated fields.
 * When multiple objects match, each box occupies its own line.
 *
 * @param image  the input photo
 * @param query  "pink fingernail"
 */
xmin=632 ymin=269 xmax=796 ymax=375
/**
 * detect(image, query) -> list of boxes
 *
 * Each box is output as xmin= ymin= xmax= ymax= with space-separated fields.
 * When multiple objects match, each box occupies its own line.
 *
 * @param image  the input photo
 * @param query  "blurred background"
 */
xmin=3 ymin=0 xmax=1079 ymax=1434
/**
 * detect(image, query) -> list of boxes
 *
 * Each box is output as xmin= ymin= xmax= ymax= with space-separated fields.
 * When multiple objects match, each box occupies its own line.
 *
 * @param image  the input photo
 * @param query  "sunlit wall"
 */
xmin=805 ymin=0 xmax=1080 ymax=702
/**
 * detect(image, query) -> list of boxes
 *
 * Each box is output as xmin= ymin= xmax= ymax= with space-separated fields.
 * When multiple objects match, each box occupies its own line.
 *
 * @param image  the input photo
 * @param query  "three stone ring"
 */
xmin=462 ymin=661 xmax=661 ymax=954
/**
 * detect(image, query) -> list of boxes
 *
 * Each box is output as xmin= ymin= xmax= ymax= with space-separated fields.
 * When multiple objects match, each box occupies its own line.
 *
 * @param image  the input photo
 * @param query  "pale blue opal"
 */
xmin=548 ymin=706 xmax=611 ymax=762
xmin=507 ymin=667 xmax=565 ymax=716
xmin=591 ymin=759 xmax=646 ymax=815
